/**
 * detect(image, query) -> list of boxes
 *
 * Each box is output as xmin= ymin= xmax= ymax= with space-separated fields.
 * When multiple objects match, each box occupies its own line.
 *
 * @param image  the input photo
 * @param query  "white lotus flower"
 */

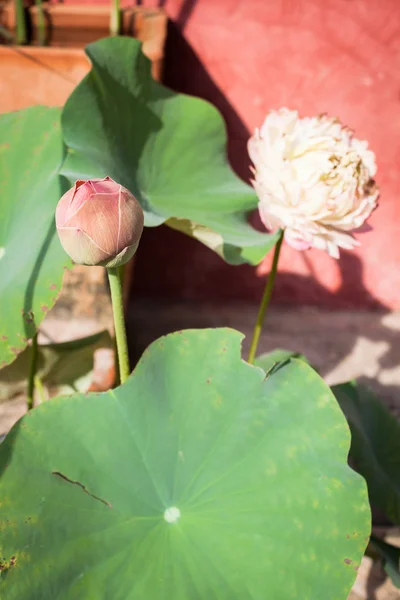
xmin=248 ymin=108 xmax=379 ymax=258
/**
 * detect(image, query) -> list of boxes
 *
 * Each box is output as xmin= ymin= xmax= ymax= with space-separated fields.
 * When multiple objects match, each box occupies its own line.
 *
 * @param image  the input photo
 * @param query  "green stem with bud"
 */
xmin=27 ymin=333 xmax=38 ymax=411
xmin=107 ymin=266 xmax=130 ymax=385
xmin=247 ymin=231 xmax=284 ymax=365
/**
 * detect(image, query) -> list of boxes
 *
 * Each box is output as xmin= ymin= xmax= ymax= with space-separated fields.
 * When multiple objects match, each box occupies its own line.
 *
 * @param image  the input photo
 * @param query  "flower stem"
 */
xmin=107 ymin=266 xmax=130 ymax=385
xmin=27 ymin=333 xmax=38 ymax=411
xmin=247 ymin=231 xmax=284 ymax=364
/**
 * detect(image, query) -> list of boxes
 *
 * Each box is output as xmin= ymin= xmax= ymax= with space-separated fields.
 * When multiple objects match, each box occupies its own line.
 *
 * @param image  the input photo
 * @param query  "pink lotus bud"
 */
xmin=56 ymin=177 xmax=144 ymax=268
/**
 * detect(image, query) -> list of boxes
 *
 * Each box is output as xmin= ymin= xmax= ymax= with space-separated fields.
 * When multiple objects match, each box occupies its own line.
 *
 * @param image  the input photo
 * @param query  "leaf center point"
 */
xmin=164 ymin=506 xmax=181 ymax=524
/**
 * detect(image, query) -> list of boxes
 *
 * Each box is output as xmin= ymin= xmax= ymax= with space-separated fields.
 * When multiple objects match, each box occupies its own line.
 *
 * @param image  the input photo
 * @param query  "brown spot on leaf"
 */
xmin=10 ymin=347 xmax=19 ymax=355
xmin=40 ymin=305 xmax=49 ymax=313
xmin=0 ymin=555 xmax=17 ymax=571
xmin=207 ymin=378 xmax=211 ymax=383
xmin=1 ymin=335 xmax=8 ymax=341
xmin=344 ymin=558 xmax=352 ymax=565
xmin=50 ymin=284 xmax=57 ymax=290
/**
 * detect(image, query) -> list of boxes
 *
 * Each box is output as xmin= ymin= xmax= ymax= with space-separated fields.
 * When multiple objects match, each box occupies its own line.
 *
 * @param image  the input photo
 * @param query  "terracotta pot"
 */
xmin=0 ymin=4 xmax=167 ymax=112
xmin=0 ymin=46 xmax=91 ymax=112
xmin=0 ymin=3 xmax=167 ymax=394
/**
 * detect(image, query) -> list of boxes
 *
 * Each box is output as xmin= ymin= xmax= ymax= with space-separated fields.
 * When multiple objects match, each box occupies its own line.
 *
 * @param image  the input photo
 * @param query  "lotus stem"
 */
xmin=15 ymin=0 xmax=27 ymax=45
xmin=34 ymin=375 xmax=46 ymax=404
xmin=110 ymin=0 xmax=121 ymax=36
xmin=247 ymin=231 xmax=284 ymax=364
xmin=27 ymin=333 xmax=38 ymax=410
xmin=35 ymin=0 xmax=46 ymax=46
xmin=107 ymin=266 xmax=130 ymax=384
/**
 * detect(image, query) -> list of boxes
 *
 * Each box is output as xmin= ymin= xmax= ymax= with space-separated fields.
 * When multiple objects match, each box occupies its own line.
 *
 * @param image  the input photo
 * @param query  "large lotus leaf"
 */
xmin=0 ymin=329 xmax=369 ymax=599
xmin=60 ymin=37 xmax=278 ymax=265
xmin=0 ymin=330 xmax=112 ymax=401
xmin=332 ymin=381 xmax=400 ymax=524
xmin=0 ymin=107 xmax=69 ymax=368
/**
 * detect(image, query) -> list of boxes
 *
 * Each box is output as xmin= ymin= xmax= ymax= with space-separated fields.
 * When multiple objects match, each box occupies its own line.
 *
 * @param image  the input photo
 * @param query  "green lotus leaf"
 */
xmin=61 ymin=37 xmax=278 ymax=265
xmin=0 ymin=329 xmax=369 ymax=598
xmin=332 ymin=381 xmax=400 ymax=524
xmin=0 ymin=107 xmax=69 ymax=368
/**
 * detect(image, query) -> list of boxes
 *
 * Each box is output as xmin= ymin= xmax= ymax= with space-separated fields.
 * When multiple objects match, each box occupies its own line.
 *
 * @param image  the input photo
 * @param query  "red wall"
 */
xmin=65 ymin=0 xmax=400 ymax=309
